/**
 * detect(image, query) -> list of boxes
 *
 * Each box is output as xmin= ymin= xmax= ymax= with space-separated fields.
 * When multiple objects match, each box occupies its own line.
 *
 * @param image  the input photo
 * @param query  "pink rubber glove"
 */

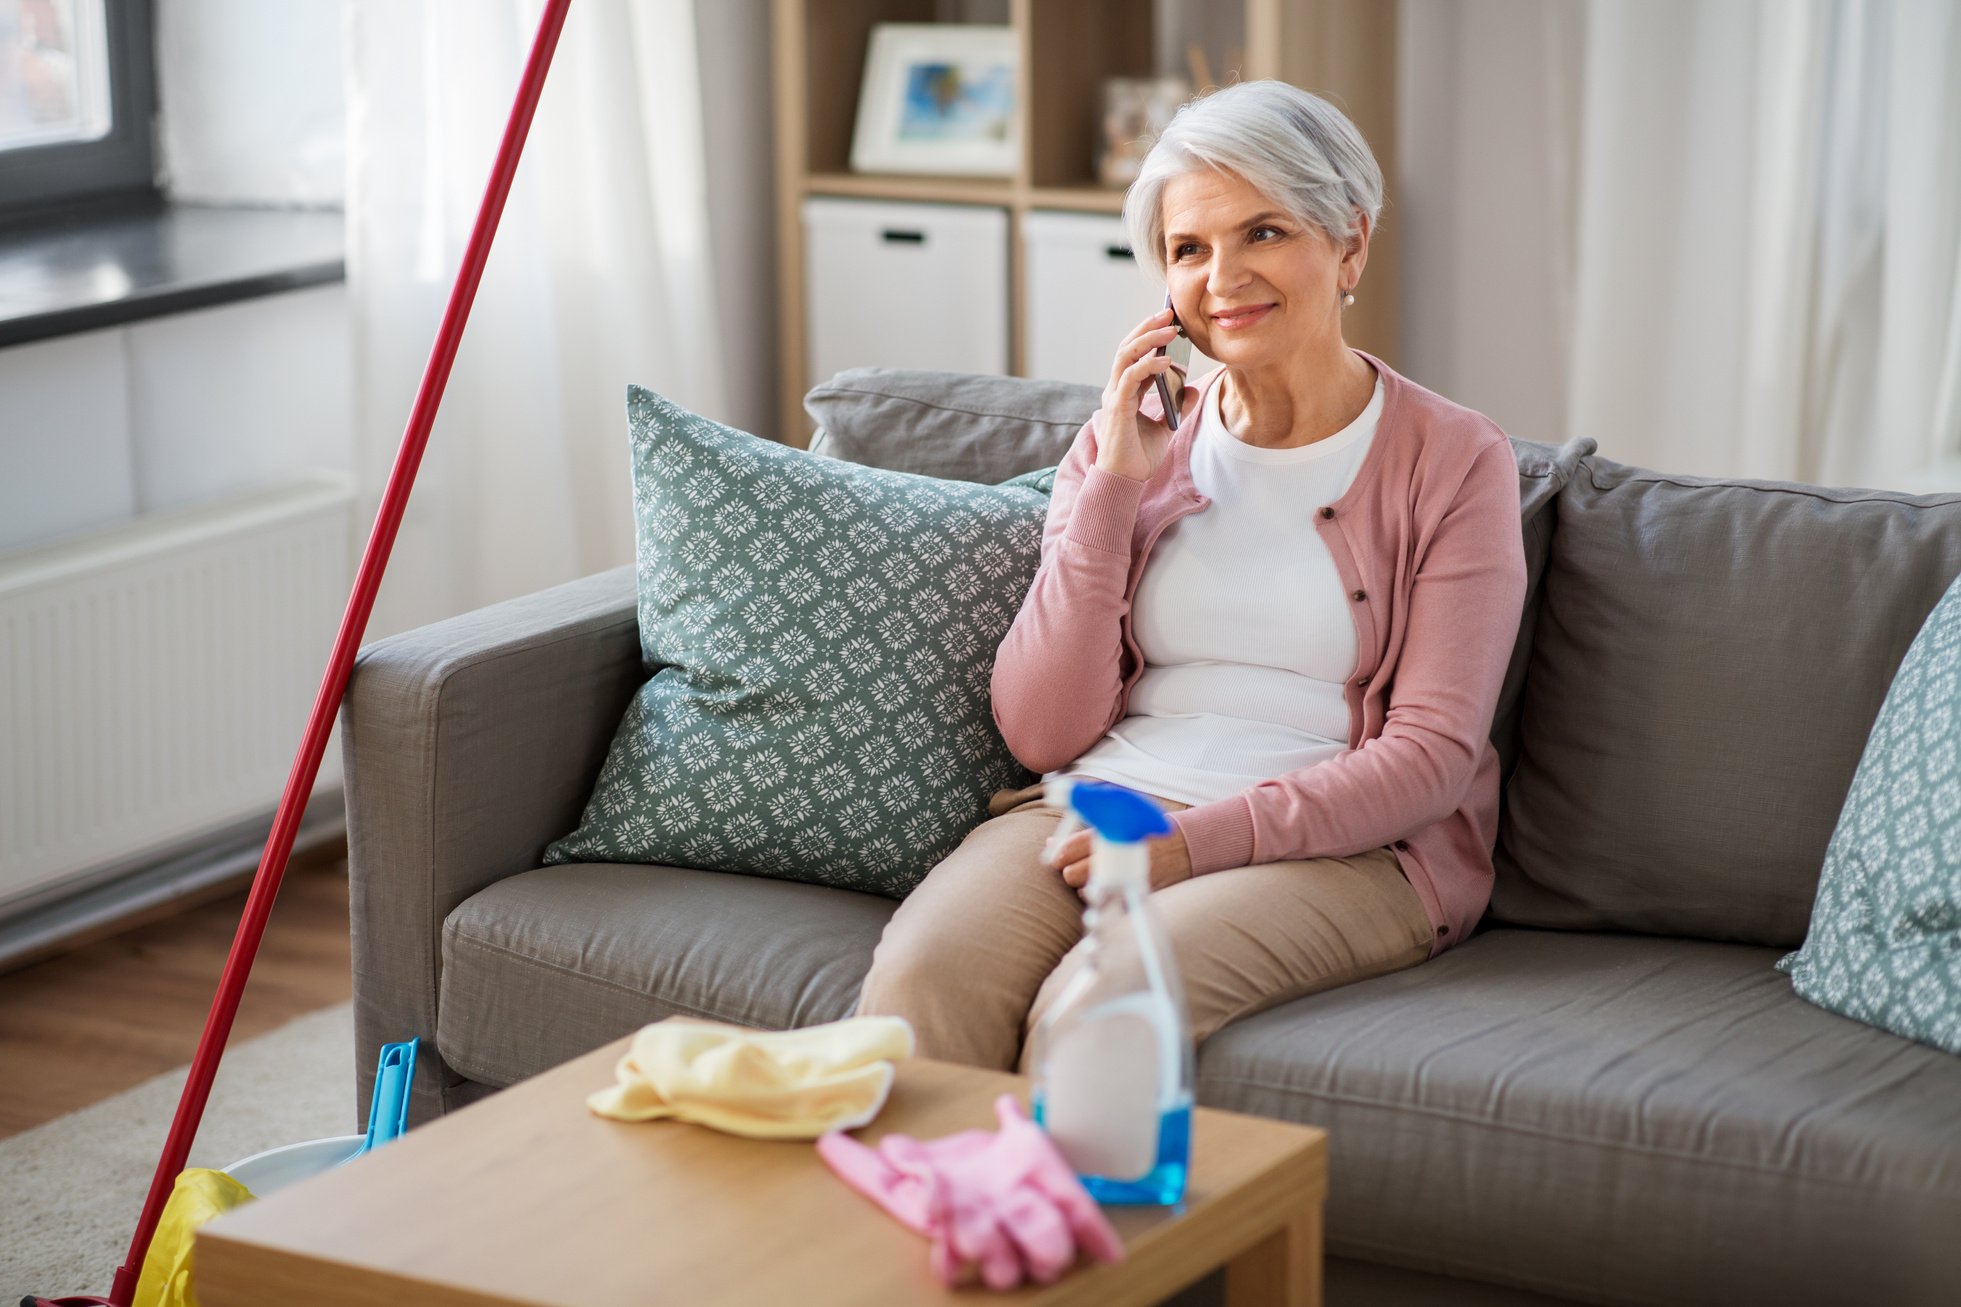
xmin=817 ymin=1093 xmax=1125 ymax=1290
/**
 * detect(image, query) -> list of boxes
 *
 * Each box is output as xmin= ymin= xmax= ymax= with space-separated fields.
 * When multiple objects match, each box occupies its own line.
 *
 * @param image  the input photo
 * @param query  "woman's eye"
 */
xmin=1251 ymin=225 xmax=1283 ymax=242
xmin=1173 ymin=242 xmax=1199 ymax=259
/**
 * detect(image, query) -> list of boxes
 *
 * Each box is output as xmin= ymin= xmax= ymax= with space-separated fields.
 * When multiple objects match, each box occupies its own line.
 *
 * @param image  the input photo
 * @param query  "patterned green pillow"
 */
xmin=1777 ymin=571 xmax=1961 ymax=1054
xmin=543 ymin=387 xmax=1047 ymax=897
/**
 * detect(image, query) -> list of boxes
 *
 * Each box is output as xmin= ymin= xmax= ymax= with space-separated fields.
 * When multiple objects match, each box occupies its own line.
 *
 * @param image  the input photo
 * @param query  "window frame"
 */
xmin=0 ymin=0 xmax=158 ymax=220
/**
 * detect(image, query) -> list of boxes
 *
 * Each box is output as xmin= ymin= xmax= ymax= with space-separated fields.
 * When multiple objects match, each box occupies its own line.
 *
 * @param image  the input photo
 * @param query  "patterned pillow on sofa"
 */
xmin=1778 ymin=571 xmax=1961 ymax=1054
xmin=542 ymin=386 xmax=1045 ymax=897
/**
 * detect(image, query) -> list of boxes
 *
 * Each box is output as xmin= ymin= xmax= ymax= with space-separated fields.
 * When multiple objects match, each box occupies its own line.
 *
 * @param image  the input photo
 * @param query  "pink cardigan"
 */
xmin=991 ymin=355 xmax=1527 ymax=956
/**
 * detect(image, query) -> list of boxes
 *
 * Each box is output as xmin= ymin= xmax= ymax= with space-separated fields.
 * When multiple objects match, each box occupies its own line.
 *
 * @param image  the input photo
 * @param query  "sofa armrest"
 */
xmin=342 ymin=564 xmax=640 ymax=1124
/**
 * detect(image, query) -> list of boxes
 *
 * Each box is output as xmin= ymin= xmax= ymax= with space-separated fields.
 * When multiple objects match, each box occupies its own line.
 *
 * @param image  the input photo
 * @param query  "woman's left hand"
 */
xmin=1047 ymin=826 xmax=1193 ymax=896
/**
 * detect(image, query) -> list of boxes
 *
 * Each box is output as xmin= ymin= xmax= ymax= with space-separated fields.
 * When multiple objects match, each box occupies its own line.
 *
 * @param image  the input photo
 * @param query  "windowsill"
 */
xmin=0 ymin=196 xmax=346 ymax=349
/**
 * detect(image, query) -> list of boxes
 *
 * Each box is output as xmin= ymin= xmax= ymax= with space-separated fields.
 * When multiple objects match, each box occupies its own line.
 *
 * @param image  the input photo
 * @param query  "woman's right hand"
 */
xmin=1093 ymin=307 xmax=1199 ymax=483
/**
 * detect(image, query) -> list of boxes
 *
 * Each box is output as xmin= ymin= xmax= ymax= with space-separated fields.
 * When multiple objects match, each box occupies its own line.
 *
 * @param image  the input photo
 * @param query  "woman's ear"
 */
xmin=1342 ymin=210 xmax=1372 ymax=282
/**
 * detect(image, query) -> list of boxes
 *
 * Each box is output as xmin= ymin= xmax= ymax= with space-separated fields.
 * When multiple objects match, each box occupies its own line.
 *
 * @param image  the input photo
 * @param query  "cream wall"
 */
xmin=0 ymin=287 xmax=354 ymax=555
xmin=156 ymin=0 xmax=346 ymax=205
xmin=1395 ymin=0 xmax=1570 ymax=448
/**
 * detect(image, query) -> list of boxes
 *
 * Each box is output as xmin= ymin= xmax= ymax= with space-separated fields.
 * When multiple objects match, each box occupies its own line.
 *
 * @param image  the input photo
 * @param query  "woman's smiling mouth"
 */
xmin=1210 ymin=304 xmax=1274 ymax=330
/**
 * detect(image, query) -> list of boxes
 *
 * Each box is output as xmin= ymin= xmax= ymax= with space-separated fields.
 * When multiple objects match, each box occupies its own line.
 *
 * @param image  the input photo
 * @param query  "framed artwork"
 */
xmin=849 ymin=24 xmax=1019 ymax=178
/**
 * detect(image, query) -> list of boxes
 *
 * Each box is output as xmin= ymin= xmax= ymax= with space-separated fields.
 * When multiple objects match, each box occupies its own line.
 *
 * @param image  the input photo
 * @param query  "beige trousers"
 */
xmin=856 ymin=783 xmax=1435 ymax=1072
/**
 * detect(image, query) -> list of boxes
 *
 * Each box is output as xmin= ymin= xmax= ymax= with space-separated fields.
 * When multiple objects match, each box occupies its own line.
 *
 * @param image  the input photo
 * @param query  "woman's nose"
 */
xmin=1204 ymin=250 xmax=1250 ymax=295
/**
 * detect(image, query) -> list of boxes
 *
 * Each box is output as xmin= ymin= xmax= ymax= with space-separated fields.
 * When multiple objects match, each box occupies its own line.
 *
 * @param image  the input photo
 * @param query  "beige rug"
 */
xmin=0 ymin=1002 xmax=354 ymax=1300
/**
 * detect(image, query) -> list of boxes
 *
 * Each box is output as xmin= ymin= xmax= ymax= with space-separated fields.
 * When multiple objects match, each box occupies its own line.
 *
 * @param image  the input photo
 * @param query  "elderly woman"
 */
xmin=857 ymin=81 xmax=1526 ymax=1071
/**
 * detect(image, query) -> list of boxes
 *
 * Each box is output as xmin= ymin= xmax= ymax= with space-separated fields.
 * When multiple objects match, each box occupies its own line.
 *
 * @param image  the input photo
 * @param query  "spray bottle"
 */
xmin=1028 ymin=780 xmax=1195 ymax=1205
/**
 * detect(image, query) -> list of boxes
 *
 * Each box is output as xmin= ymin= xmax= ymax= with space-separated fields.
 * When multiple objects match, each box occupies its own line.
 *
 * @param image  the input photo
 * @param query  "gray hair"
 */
xmin=1122 ymin=80 xmax=1384 ymax=283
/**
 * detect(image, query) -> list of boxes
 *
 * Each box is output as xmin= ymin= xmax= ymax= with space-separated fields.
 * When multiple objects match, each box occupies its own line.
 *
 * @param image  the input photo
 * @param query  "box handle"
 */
xmin=1106 ymin=244 xmax=1135 ymax=260
xmin=881 ymin=229 xmax=927 ymax=245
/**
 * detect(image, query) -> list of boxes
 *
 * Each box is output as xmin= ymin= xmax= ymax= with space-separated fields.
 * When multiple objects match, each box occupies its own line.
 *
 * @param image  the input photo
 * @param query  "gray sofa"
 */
xmin=344 ymin=368 xmax=1961 ymax=1306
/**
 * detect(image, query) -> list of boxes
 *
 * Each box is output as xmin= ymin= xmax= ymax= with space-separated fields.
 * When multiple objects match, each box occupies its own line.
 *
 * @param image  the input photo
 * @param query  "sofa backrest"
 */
xmin=1491 ymin=454 xmax=1961 ymax=946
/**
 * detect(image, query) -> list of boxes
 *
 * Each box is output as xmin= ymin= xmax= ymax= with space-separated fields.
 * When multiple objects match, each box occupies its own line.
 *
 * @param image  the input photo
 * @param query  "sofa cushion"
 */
xmin=1493 ymin=456 xmax=1961 ymax=944
xmin=804 ymin=367 xmax=1096 ymax=483
xmin=1779 ymin=570 xmax=1961 ymax=1053
xmin=437 ymin=863 xmax=894 ymax=1090
xmin=1198 ymin=928 xmax=1961 ymax=1307
xmin=541 ymin=386 xmax=1046 ymax=896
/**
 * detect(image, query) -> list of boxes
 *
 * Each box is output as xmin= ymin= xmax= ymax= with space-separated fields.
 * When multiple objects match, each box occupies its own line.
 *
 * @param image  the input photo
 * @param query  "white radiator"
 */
xmin=0 ymin=473 xmax=356 ymax=913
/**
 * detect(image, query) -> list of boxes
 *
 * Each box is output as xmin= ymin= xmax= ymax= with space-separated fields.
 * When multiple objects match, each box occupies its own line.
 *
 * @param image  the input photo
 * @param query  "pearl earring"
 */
xmin=1341 ymin=290 xmax=1356 ymax=307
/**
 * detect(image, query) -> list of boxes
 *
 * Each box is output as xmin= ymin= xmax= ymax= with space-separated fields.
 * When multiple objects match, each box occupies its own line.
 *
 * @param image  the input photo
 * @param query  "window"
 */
xmin=0 ymin=0 xmax=155 ymax=217
xmin=1 ymin=0 xmax=111 ymax=150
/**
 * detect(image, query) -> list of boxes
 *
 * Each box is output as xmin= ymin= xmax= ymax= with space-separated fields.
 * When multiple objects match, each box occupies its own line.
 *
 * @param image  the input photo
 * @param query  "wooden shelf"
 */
xmin=1022 ymin=186 xmax=1128 ymax=215
xmin=804 ymin=172 xmax=1015 ymax=207
xmin=803 ymin=175 xmax=1132 ymax=215
xmin=773 ymin=0 xmax=1399 ymax=446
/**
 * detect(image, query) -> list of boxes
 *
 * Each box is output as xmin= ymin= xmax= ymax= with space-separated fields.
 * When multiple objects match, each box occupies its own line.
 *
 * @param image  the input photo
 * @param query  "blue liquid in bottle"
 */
xmin=1033 ymin=1091 xmax=1192 ymax=1206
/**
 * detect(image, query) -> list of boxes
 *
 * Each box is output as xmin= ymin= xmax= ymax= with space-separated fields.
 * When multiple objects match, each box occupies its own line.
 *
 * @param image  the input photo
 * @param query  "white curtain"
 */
xmin=1552 ymin=0 xmax=1961 ymax=488
xmin=343 ymin=0 xmax=750 ymax=640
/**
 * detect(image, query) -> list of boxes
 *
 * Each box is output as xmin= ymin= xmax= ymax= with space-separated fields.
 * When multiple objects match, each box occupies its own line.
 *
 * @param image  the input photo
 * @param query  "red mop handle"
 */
xmin=101 ymin=4 xmax=574 ymax=1303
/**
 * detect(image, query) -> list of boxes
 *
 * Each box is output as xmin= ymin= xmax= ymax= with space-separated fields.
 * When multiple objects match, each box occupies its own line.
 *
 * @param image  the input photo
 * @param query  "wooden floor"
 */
xmin=0 ymin=841 xmax=353 ymax=1139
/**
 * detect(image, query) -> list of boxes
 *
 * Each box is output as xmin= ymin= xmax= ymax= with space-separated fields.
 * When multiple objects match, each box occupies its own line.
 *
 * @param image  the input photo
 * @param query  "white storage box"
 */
xmin=1021 ymin=210 xmax=1219 ymax=390
xmin=803 ymin=197 xmax=1009 ymax=385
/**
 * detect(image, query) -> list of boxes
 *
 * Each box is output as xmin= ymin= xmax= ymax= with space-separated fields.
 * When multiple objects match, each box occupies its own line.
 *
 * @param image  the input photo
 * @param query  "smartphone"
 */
xmin=1151 ymin=292 xmax=1193 ymax=430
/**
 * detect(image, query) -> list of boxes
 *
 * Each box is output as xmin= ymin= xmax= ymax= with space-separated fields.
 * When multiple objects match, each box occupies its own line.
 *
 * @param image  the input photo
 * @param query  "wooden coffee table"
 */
xmin=196 ymin=1037 xmax=1326 ymax=1305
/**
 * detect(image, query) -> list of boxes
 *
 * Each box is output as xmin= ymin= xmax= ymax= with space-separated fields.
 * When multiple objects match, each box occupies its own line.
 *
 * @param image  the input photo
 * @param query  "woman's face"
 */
xmin=1157 ymin=167 xmax=1363 ymax=369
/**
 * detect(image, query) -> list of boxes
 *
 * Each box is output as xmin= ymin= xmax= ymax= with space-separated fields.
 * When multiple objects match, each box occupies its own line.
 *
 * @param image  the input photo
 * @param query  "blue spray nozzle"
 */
xmin=1068 ymin=781 xmax=1173 ymax=843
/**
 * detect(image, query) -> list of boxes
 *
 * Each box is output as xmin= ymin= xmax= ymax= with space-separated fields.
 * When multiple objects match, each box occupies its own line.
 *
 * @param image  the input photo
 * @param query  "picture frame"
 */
xmin=849 ymin=23 xmax=1019 ymax=179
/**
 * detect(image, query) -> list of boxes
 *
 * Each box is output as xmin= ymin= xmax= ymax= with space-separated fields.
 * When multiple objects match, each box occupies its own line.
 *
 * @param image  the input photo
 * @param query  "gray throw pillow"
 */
xmin=1778 ymin=573 xmax=1961 ymax=1054
xmin=543 ymin=387 xmax=1045 ymax=896
xmin=804 ymin=367 xmax=1095 ymax=484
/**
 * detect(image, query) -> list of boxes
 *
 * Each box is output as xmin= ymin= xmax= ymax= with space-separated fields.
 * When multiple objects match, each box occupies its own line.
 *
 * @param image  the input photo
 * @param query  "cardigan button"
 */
xmin=1395 ymin=839 xmax=1410 ymax=851
xmin=1351 ymin=589 xmax=1367 ymax=602
xmin=1439 ymin=924 xmax=1452 ymax=936
xmin=1319 ymin=506 xmax=1335 ymax=519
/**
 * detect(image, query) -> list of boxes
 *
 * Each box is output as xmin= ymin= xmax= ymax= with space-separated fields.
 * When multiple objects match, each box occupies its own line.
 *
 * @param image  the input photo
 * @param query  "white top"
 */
xmin=1065 ymin=371 xmax=1385 ymax=805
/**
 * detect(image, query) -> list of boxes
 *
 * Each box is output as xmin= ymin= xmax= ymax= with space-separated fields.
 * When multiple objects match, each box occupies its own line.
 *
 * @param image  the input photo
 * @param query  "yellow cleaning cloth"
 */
xmin=133 ymin=1167 xmax=257 ymax=1307
xmin=587 ymin=1015 xmax=915 ymax=1139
